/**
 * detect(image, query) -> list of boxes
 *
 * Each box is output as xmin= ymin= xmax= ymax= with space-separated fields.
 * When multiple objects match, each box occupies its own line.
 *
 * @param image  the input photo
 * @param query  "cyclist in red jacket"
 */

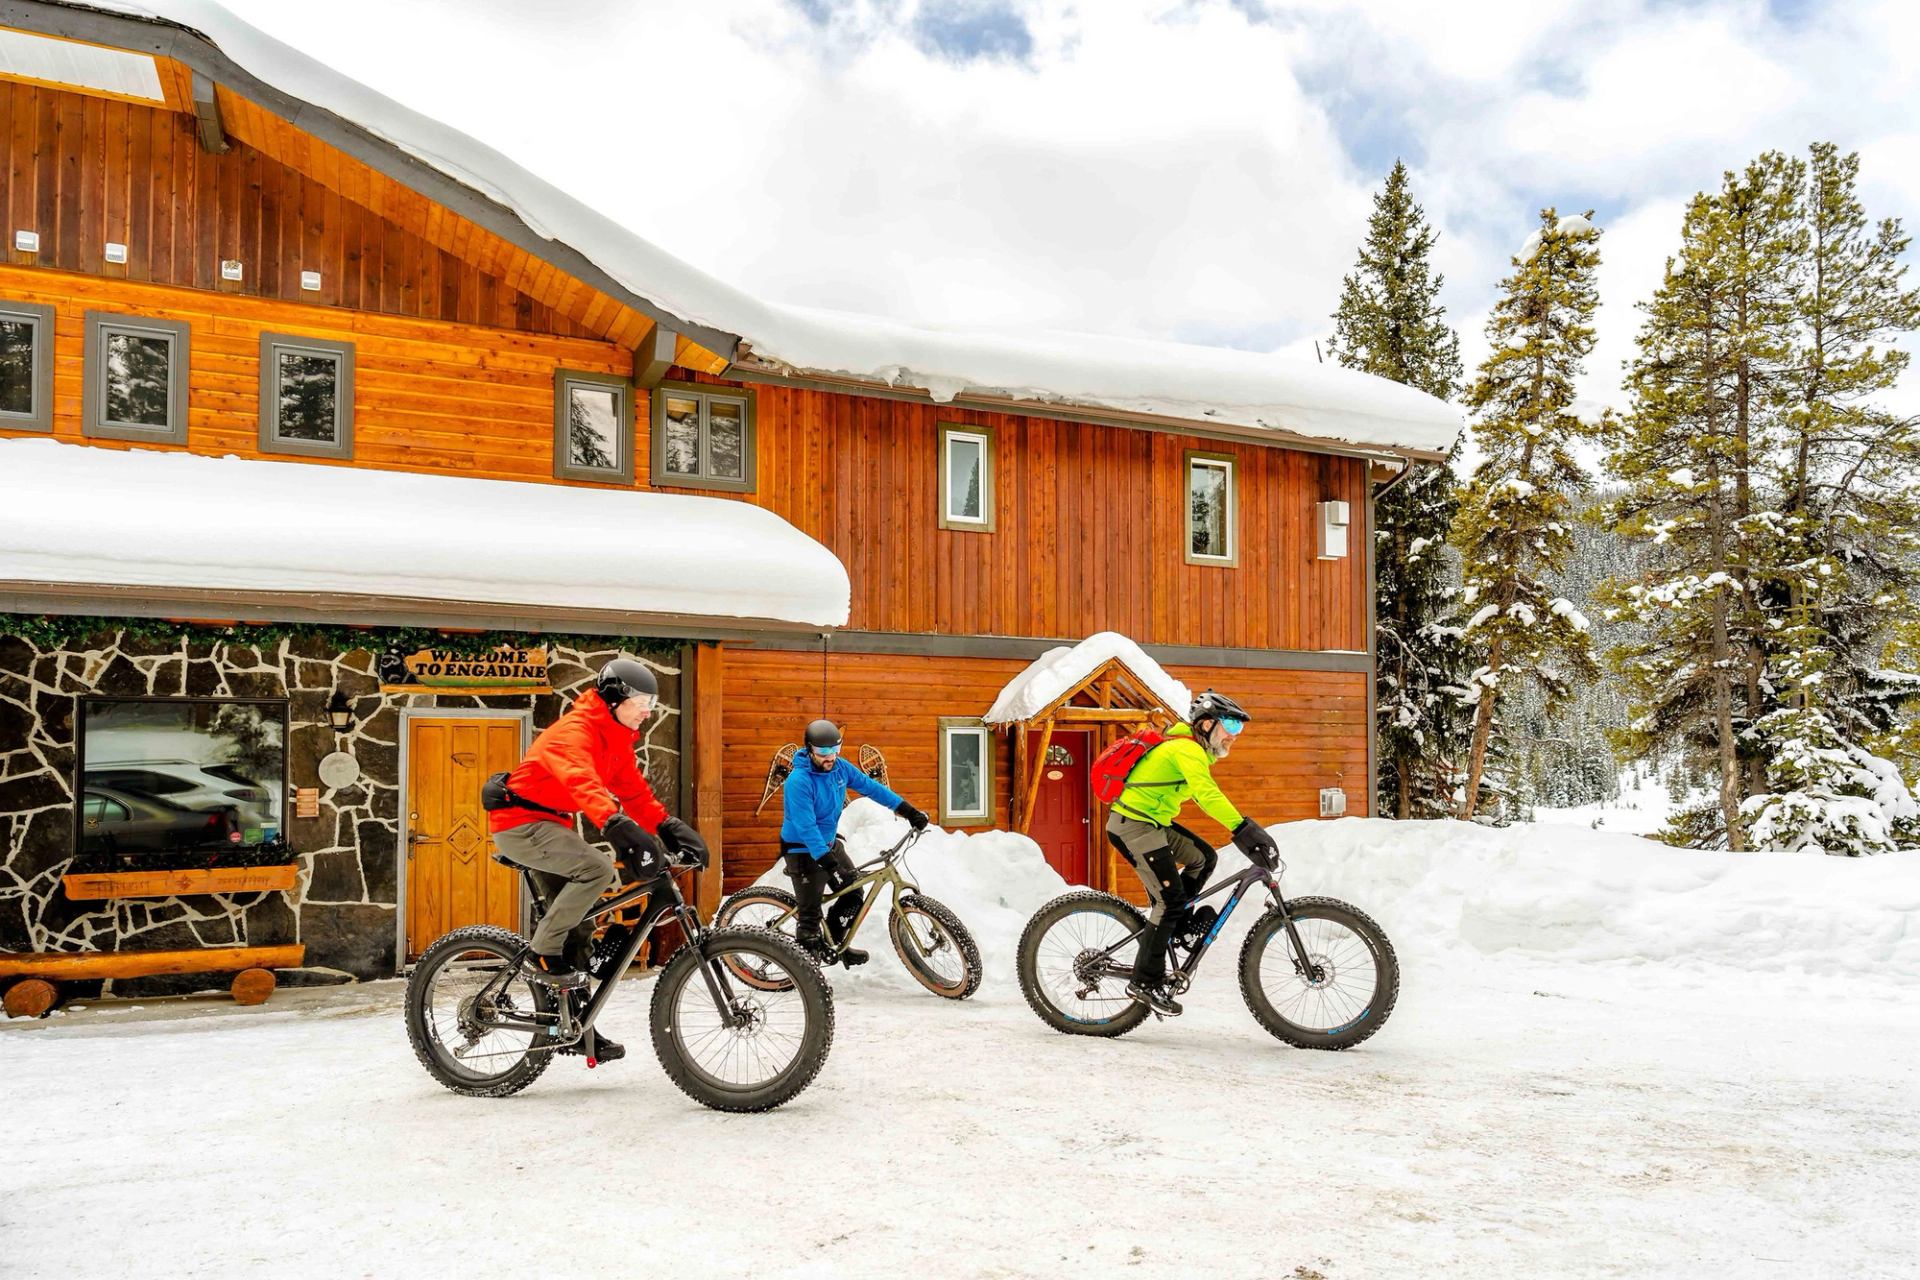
xmin=488 ymin=659 xmax=707 ymax=1058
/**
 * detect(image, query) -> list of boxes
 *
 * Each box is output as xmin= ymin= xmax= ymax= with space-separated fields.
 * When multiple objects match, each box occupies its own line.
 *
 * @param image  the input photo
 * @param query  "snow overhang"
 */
xmin=0 ymin=439 xmax=851 ymax=637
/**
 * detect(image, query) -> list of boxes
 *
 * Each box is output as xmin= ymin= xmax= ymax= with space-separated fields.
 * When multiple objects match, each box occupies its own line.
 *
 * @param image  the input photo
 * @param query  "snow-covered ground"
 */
xmin=4 ymin=816 xmax=1916 ymax=1279
xmin=1533 ymin=767 xmax=1685 ymax=836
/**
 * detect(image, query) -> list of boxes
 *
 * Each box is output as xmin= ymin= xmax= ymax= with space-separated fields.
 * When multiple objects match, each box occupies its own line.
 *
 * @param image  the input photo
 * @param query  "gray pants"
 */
xmin=493 ymin=820 xmax=616 ymax=956
xmin=1107 ymin=812 xmax=1217 ymax=984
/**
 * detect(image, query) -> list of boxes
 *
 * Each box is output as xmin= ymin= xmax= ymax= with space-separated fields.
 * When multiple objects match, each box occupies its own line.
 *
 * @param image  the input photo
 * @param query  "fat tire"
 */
xmin=649 ymin=925 xmax=834 ymax=1113
xmin=1016 ymin=889 xmax=1152 ymax=1039
xmin=1238 ymin=896 xmax=1399 ymax=1051
xmin=404 ymin=924 xmax=556 ymax=1098
xmin=713 ymin=886 xmax=801 ymax=992
xmin=889 ymin=893 xmax=983 ymax=1000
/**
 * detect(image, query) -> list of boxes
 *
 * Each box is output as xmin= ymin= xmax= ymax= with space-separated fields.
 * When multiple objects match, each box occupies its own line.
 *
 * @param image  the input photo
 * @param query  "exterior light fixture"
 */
xmin=1316 ymin=500 xmax=1350 ymax=560
xmin=327 ymin=689 xmax=355 ymax=734
xmin=300 ymin=270 xmax=322 ymax=291
xmin=104 ymin=242 xmax=129 ymax=264
xmin=13 ymin=229 xmax=38 ymax=252
xmin=221 ymin=259 xmax=244 ymax=281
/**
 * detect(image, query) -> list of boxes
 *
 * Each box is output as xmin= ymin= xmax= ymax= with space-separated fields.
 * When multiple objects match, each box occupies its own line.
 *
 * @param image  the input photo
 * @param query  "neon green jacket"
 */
xmin=1112 ymin=723 xmax=1243 ymax=831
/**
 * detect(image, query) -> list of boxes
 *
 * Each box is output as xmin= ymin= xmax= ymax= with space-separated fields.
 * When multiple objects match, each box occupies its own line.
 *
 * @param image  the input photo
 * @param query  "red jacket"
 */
xmin=487 ymin=693 xmax=669 ymax=834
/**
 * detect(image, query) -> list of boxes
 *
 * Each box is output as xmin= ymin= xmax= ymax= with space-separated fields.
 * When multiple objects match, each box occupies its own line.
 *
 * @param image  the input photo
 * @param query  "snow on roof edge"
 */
xmin=985 ymin=632 xmax=1195 ymax=725
xmin=61 ymin=1 xmax=1463 ymax=458
xmin=0 ymin=439 xmax=851 ymax=629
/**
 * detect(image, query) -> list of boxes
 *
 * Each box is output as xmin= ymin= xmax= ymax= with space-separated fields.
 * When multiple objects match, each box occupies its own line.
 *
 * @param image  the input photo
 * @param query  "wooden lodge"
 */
xmin=0 ymin=0 xmax=1454 ymax=1003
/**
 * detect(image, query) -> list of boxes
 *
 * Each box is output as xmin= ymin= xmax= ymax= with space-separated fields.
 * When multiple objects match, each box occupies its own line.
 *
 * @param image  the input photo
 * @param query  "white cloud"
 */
xmin=211 ymin=0 xmax=1918 ymax=426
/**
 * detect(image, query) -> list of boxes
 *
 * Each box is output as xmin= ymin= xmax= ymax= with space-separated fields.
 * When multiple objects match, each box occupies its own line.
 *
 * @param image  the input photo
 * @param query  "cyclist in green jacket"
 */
xmin=1108 ymin=689 xmax=1277 ymax=1016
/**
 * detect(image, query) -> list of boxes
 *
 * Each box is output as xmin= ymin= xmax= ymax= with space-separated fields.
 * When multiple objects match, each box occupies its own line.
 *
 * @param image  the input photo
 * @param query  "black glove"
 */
xmin=603 ymin=812 xmax=666 ymax=880
xmin=1231 ymin=817 xmax=1278 ymax=870
xmin=894 ymin=800 xmax=930 ymax=832
xmin=657 ymin=815 xmax=710 ymax=870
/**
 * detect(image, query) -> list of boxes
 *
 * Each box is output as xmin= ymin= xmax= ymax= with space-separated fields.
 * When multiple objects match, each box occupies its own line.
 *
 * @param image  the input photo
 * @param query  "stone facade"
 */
xmin=0 ymin=627 xmax=683 ymax=997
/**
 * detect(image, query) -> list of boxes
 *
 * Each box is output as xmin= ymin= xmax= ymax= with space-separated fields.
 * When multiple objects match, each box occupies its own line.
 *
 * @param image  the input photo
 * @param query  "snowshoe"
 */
xmin=754 ymin=744 xmax=800 ymax=816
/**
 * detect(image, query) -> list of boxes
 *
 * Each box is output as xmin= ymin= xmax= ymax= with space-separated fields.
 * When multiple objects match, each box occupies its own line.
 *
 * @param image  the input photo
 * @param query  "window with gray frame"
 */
xmin=938 ymin=718 xmax=994 ymax=826
xmin=553 ymin=368 xmax=634 ymax=484
xmin=1185 ymin=451 xmax=1237 ymax=565
xmin=939 ymin=422 xmax=996 ymax=531
xmin=652 ymin=381 xmax=754 ymax=492
xmin=0 ymin=300 xmax=54 ymax=433
xmin=259 ymin=332 xmax=354 ymax=459
xmin=83 ymin=311 xmax=190 ymax=443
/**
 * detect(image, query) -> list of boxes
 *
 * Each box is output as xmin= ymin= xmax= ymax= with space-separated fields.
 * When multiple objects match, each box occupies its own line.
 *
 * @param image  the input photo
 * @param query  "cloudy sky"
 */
xmin=222 ymin=0 xmax=1920 ymax=419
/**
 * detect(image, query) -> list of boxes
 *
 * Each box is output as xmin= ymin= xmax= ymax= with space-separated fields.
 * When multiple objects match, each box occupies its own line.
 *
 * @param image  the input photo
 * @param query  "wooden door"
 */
xmin=405 ymin=717 xmax=524 ymax=960
xmin=1026 ymin=730 xmax=1091 ymax=885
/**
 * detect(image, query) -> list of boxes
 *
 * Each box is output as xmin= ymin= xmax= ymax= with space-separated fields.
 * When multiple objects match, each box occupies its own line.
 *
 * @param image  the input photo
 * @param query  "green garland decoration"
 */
xmin=0 ymin=612 xmax=688 ymax=660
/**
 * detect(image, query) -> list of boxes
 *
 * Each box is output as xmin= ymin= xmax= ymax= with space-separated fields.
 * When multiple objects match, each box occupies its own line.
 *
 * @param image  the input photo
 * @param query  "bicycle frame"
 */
xmin=474 ymin=869 xmax=743 ymax=1059
xmin=1087 ymin=862 xmax=1314 ymax=989
xmin=766 ymin=830 xmax=923 ymax=954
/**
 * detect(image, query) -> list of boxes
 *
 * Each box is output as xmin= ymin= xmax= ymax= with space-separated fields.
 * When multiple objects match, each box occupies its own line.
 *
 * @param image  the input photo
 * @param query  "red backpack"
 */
xmin=1090 ymin=726 xmax=1169 ymax=803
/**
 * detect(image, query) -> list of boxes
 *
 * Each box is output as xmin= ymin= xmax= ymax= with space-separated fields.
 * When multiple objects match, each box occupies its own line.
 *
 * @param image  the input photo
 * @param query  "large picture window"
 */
xmin=939 ymin=423 xmax=996 ymax=531
xmin=259 ymin=331 xmax=354 ymax=459
xmin=553 ymin=368 xmax=635 ymax=484
xmin=938 ymin=718 xmax=994 ymax=827
xmin=83 ymin=311 xmax=190 ymax=444
xmin=651 ymin=380 xmax=755 ymax=492
xmin=0 ymin=299 xmax=54 ymax=433
xmin=76 ymin=699 xmax=288 ymax=868
xmin=1185 ymin=451 xmax=1237 ymax=565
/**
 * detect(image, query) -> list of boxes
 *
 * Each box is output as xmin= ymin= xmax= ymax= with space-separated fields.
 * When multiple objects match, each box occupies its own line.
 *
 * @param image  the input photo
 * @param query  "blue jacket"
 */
xmin=780 ymin=757 xmax=903 ymax=859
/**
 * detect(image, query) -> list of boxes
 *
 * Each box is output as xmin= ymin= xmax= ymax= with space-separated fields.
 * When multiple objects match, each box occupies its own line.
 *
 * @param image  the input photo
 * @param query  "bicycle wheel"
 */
xmin=1016 ymin=890 xmax=1151 ymax=1038
xmin=1238 ymin=897 xmax=1399 ymax=1050
xmin=712 ymin=886 xmax=801 ymax=992
xmin=650 ymin=926 xmax=834 ymax=1112
xmin=404 ymin=925 xmax=558 ymax=1098
xmin=889 ymin=893 xmax=982 ymax=1000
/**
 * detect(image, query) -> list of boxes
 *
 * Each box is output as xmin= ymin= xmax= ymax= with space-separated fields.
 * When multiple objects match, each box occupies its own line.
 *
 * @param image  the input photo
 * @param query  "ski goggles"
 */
xmin=1218 ymin=716 xmax=1246 ymax=736
xmin=627 ymin=693 xmax=655 ymax=716
xmin=809 ymin=743 xmax=842 ymax=757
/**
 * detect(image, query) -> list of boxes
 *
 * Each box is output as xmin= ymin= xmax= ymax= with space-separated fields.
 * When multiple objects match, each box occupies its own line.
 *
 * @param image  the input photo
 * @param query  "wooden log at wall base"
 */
xmin=0 ymin=944 xmax=305 ymax=981
xmin=62 ymin=864 xmax=299 ymax=900
xmin=229 ymin=968 xmax=277 ymax=1006
xmin=3 ymin=979 xmax=57 ymax=1019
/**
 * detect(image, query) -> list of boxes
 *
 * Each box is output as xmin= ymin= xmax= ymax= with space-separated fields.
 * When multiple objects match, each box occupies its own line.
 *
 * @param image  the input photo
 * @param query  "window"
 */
xmin=939 ymin=423 xmax=996 ymax=531
xmin=83 ymin=311 xmax=190 ymax=443
xmin=76 ymin=698 xmax=289 ymax=868
xmin=0 ymin=299 xmax=54 ymax=433
xmin=938 ymin=718 xmax=994 ymax=826
xmin=651 ymin=380 xmax=755 ymax=492
xmin=553 ymin=368 xmax=635 ymax=484
xmin=259 ymin=332 xmax=354 ymax=458
xmin=1185 ymin=451 xmax=1237 ymax=565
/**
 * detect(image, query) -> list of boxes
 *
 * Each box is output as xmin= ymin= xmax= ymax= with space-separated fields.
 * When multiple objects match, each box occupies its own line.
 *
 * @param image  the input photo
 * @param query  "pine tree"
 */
xmin=1453 ymin=208 xmax=1610 ymax=821
xmin=1327 ymin=160 xmax=1468 ymax=818
xmin=1746 ymin=144 xmax=1920 ymax=854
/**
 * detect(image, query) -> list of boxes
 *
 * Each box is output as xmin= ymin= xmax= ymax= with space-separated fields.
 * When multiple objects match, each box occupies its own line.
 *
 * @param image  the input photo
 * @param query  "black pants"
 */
xmin=782 ymin=839 xmax=864 ymax=943
xmin=1108 ymin=816 xmax=1217 ymax=985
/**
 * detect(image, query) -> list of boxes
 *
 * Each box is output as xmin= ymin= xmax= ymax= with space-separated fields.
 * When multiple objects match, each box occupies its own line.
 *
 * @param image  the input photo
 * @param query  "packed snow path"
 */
xmin=5 ymin=817 xmax=1915 ymax=1277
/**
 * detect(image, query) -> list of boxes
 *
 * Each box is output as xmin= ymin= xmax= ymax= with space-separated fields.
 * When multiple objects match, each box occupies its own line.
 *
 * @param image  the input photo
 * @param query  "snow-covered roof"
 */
xmin=54 ymin=1 xmax=1462 ymax=460
xmin=0 ymin=439 xmax=850 ymax=630
xmin=985 ymin=632 xmax=1193 ymax=725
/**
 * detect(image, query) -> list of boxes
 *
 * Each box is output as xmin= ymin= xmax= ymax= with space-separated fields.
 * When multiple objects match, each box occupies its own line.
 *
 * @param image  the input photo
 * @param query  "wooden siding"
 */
xmin=0 ymin=77 xmax=629 ymax=341
xmin=0 ymin=265 xmax=635 ymax=483
xmin=667 ymin=374 xmax=1372 ymax=651
xmin=720 ymin=649 xmax=1369 ymax=897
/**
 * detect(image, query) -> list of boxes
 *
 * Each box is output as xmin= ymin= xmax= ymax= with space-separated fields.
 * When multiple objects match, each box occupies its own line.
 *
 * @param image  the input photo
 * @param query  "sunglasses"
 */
xmin=1217 ymin=716 xmax=1246 ymax=736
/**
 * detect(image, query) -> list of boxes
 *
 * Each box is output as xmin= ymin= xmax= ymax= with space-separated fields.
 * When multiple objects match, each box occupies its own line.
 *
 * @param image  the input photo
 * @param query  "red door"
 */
xmin=1027 ymin=730 xmax=1091 ymax=884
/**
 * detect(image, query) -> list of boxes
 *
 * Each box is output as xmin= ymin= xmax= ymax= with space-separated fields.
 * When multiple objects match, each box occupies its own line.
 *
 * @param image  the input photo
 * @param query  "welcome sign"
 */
xmin=377 ymin=646 xmax=551 ymax=694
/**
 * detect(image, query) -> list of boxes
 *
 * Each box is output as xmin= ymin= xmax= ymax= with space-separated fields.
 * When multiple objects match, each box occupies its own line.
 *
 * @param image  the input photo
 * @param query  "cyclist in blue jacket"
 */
xmin=781 ymin=718 xmax=930 ymax=965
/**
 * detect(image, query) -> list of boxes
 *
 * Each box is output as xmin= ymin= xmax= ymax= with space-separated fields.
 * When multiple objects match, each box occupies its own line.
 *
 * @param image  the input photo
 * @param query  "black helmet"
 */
xmin=596 ymin=657 xmax=658 ymax=710
xmin=805 ymin=719 xmax=842 ymax=751
xmin=1189 ymin=689 xmax=1251 ymax=726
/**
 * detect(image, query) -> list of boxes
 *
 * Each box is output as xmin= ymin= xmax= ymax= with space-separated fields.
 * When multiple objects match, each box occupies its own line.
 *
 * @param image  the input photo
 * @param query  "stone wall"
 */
xmin=0 ymin=627 xmax=682 ymax=996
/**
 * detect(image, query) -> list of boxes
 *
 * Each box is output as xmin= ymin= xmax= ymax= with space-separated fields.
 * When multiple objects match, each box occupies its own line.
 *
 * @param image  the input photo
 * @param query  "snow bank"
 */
xmin=754 ymin=799 xmax=1067 ymax=993
xmin=89 ymin=2 xmax=1462 ymax=458
xmin=0 ymin=438 xmax=850 ymax=626
xmin=984 ymin=631 xmax=1192 ymax=724
xmin=1265 ymin=818 xmax=1920 ymax=988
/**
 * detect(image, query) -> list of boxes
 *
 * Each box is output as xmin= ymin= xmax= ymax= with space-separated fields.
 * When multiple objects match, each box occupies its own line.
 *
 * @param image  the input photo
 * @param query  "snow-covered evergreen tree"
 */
xmin=1453 ymin=209 xmax=1610 ymax=821
xmin=1327 ymin=160 xmax=1468 ymax=818
xmin=1745 ymin=144 xmax=1920 ymax=854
